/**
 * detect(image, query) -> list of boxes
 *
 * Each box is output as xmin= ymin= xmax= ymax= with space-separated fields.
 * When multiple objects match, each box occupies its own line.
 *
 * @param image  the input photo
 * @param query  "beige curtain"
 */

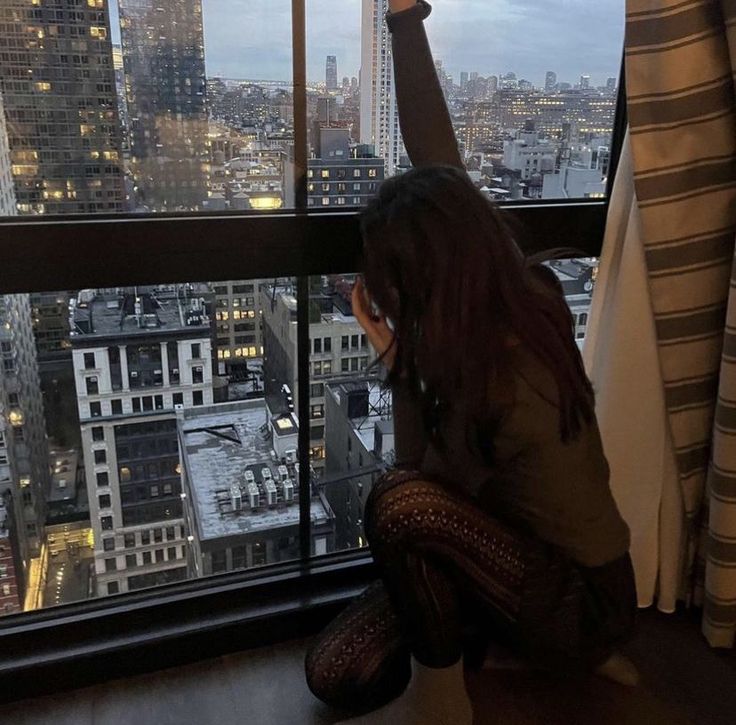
xmin=584 ymin=130 xmax=685 ymax=613
xmin=589 ymin=0 xmax=736 ymax=647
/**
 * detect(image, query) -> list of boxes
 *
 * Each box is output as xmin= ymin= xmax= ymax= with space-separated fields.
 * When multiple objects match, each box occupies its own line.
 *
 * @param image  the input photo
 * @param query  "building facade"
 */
xmin=360 ymin=0 xmax=404 ymax=175
xmin=70 ymin=286 xmax=214 ymax=597
xmin=212 ymin=280 xmax=263 ymax=378
xmin=308 ymin=129 xmax=384 ymax=208
xmin=323 ymin=380 xmax=393 ymax=550
xmin=325 ymin=55 xmax=338 ymax=91
xmin=0 ymin=0 xmax=126 ymax=214
xmin=260 ymin=279 xmax=372 ymax=474
xmin=118 ymin=0 xmax=209 ymax=211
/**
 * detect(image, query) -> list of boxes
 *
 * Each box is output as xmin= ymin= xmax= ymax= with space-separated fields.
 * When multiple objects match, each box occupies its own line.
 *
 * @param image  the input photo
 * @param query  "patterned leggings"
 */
xmin=305 ymin=470 xmax=637 ymax=712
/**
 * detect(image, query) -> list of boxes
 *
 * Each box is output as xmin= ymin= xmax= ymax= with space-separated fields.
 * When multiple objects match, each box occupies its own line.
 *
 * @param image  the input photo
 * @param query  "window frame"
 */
xmin=0 ymin=0 xmax=627 ymax=701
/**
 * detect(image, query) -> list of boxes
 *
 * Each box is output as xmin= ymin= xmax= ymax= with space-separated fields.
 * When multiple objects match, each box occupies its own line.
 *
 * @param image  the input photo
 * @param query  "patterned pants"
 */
xmin=305 ymin=470 xmax=637 ymax=712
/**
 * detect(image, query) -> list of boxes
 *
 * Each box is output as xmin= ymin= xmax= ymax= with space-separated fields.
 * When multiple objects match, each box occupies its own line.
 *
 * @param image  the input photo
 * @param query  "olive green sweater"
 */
xmin=386 ymin=2 xmax=630 ymax=567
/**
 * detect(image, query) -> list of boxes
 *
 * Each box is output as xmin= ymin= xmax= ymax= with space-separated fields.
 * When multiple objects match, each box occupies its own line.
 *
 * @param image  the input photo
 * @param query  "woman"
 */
xmin=305 ymin=2 xmax=637 ymax=723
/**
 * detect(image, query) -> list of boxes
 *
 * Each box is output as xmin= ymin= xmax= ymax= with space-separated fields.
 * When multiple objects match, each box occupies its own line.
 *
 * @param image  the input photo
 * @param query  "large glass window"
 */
xmin=0 ymin=0 xmax=620 ymax=657
xmin=306 ymin=0 xmax=623 ymax=203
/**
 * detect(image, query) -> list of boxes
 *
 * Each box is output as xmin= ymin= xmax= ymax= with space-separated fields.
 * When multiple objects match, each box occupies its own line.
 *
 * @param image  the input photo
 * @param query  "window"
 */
xmin=103 ymin=537 xmax=115 ymax=552
xmin=153 ymin=528 xmax=163 ymax=543
xmin=86 ymin=376 xmax=99 ymax=395
xmin=126 ymin=554 xmax=137 ymax=568
xmin=155 ymin=549 xmax=165 ymax=563
xmin=90 ymin=402 xmax=102 ymax=418
xmin=166 ymin=526 xmax=176 ymax=541
xmin=193 ymin=366 xmax=203 ymax=384
xmin=0 ymin=1 xmax=619 ymax=690
xmin=107 ymin=582 xmax=119 ymax=595
xmin=94 ymin=449 xmax=106 ymax=464
xmin=105 ymin=558 xmax=117 ymax=572
xmin=314 ymin=338 xmax=322 ymax=354
xmin=141 ymin=531 xmax=150 ymax=546
xmin=191 ymin=343 xmax=201 ymax=359
xmin=124 ymin=533 xmax=136 ymax=548
xmin=142 ymin=551 xmax=152 ymax=565
xmin=92 ymin=426 xmax=104 ymax=442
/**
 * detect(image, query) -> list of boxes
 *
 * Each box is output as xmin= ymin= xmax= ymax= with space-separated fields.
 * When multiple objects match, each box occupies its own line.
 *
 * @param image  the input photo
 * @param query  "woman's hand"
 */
xmin=389 ymin=0 xmax=418 ymax=12
xmin=351 ymin=277 xmax=397 ymax=371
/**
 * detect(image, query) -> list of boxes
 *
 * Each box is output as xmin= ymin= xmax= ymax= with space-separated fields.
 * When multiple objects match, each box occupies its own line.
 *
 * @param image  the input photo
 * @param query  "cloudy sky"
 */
xmin=111 ymin=1 xmax=624 ymax=87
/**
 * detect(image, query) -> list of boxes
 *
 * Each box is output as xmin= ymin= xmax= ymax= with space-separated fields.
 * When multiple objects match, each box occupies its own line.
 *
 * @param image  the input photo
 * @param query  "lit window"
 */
xmin=321 ymin=170 xmax=330 ymax=179
xmin=34 ymin=81 xmax=51 ymax=92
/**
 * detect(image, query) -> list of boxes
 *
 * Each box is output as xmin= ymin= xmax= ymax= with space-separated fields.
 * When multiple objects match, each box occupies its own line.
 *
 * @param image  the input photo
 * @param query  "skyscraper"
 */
xmin=360 ymin=0 xmax=405 ymax=175
xmin=606 ymin=77 xmax=617 ymax=94
xmin=0 ymin=0 xmax=126 ymax=215
xmin=580 ymin=74 xmax=591 ymax=90
xmin=0 ymin=95 xmax=50 ymax=611
xmin=118 ymin=0 xmax=209 ymax=212
xmin=326 ymin=55 xmax=338 ymax=91
xmin=545 ymin=71 xmax=557 ymax=91
xmin=460 ymin=71 xmax=469 ymax=89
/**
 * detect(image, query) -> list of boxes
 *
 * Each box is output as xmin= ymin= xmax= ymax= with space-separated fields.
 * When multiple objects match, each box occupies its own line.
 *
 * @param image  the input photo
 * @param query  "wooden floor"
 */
xmin=6 ymin=608 xmax=736 ymax=725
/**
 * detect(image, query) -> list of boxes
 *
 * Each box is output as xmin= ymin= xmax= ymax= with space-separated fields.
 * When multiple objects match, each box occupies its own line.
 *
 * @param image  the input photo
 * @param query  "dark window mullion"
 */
xmin=291 ymin=0 xmax=312 ymax=560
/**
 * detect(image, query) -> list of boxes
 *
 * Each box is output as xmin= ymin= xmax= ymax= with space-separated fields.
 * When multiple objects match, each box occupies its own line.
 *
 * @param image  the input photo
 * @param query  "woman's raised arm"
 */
xmin=387 ymin=0 xmax=463 ymax=169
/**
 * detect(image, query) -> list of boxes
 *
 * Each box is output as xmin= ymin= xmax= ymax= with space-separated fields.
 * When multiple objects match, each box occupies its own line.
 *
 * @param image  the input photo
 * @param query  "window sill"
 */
xmin=0 ymin=551 xmax=376 ymax=705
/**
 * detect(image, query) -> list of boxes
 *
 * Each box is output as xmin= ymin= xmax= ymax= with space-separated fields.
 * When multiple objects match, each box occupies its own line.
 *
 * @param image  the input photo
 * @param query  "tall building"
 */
xmin=69 ymin=286 xmax=215 ymax=597
xmin=118 ymin=0 xmax=209 ymax=211
xmin=606 ymin=77 xmax=617 ymax=94
xmin=360 ymin=0 xmax=405 ymax=175
xmin=177 ymin=399 xmax=335 ymax=576
xmin=1 ymin=294 xmax=51 ymax=603
xmin=0 ymin=0 xmax=126 ymax=215
xmin=545 ymin=71 xmax=557 ymax=91
xmin=0 ymin=91 xmax=13 ymax=215
xmin=579 ymin=74 xmax=591 ymax=90
xmin=326 ymin=55 xmax=338 ymax=91
xmin=0 ymin=498 xmax=23 ymax=614
xmin=460 ymin=71 xmax=469 ymax=89
xmin=0 ymin=116 xmax=50 ymax=611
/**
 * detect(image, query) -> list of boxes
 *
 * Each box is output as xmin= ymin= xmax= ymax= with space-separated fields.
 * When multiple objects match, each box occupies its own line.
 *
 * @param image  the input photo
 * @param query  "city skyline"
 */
xmin=107 ymin=0 xmax=623 ymax=88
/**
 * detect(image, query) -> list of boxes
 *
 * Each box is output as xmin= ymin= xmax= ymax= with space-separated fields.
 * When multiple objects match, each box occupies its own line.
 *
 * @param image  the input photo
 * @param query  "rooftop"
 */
xmin=179 ymin=400 xmax=332 ymax=542
xmin=70 ymin=285 xmax=211 ymax=341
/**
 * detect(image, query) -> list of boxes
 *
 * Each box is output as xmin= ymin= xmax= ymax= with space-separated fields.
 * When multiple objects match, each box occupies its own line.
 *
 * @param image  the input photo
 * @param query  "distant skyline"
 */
xmin=109 ymin=1 xmax=624 ymax=87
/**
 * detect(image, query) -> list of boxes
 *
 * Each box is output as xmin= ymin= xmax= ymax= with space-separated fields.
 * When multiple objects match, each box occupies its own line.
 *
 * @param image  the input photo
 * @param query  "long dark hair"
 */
xmin=360 ymin=165 xmax=594 ymax=444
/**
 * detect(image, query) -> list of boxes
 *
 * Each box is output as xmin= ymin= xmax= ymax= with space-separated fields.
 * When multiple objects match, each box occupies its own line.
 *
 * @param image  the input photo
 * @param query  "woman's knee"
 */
xmin=365 ymin=469 xmax=448 ymax=548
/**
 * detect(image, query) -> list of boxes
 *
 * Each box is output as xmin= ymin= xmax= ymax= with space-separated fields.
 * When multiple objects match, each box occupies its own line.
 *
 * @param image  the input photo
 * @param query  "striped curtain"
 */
xmin=625 ymin=0 xmax=736 ymax=646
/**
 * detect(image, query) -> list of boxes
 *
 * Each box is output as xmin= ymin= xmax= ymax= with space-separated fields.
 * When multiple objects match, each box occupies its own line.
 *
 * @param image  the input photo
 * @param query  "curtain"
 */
xmin=589 ymin=0 xmax=736 ymax=647
xmin=584 ymin=131 xmax=685 ymax=613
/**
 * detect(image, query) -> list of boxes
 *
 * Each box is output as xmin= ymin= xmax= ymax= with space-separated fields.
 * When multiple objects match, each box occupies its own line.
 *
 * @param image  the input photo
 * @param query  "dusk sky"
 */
xmin=110 ymin=1 xmax=624 ymax=88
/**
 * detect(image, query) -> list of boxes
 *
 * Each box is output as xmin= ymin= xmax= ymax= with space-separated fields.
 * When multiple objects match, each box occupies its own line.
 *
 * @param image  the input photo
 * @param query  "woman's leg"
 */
xmin=364 ymin=469 xmax=636 ymax=670
xmin=305 ymin=580 xmax=411 ymax=713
